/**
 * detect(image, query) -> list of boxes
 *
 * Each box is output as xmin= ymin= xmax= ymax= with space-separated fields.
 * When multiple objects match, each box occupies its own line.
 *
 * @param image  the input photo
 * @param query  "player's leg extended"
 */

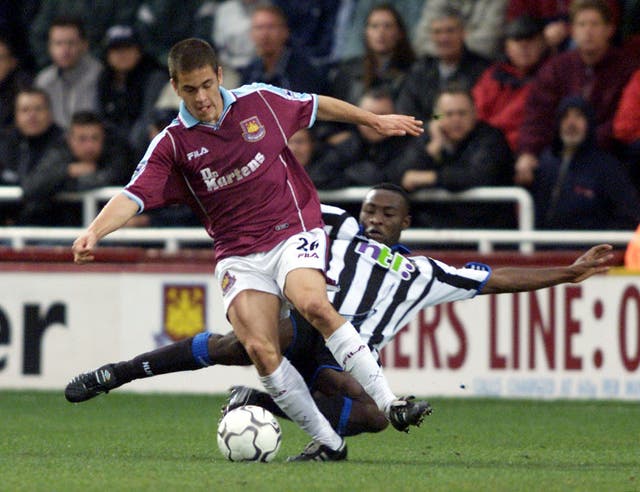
xmin=228 ymin=289 xmax=345 ymax=459
xmin=64 ymin=320 xmax=293 ymax=403
xmin=285 ymin=267 xmax=398 ymax=413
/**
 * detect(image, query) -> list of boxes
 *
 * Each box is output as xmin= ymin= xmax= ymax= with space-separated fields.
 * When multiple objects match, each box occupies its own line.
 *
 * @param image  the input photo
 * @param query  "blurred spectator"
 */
xmin=303 ymin=88 xmax=415 ymax=189
xmin=51 ymin=111 xmax=133 ymax=190
xmin=288 ymin=127 xmax=316 ymax=169
xmin=614 ymin=68 xmax=640 ymax=146
xmin=413 ymin=0 xmax=508 ymax=60
xmin=34 ymin=17 xmax=103 ymax=130
xmin=20 ymin=111 xmax=134 ymax=225
xmin=241 ymin=4 xmax=327 ymax=93
xmin=337 ymin=0 xmax=424 ymax=63
xmin=212 ymin=0 xmax=260 ymax=88
xmin=613 ymin=68 xmax=640 ymax=189
xmin=531 ymin=96 xmax=640 ymax=230
xmin=396 ymin=6 xmax=490 ymax=122
xmin=135 ymin=0 xmax=215 ymax=68
xmin=398 ymin=84 xmax=515 ymax=229
xmin=0 ymin=88 xmax=66 ymax=225
xmin=0 ymin=35 xmax=33 ymax=128
xmin=472 ymin=16 xmax=549 ymax=151
xmin=97 ymin=25 xmax=167 ymax=158
xmin=329 ymin=3 xmax=415 ymax=105
xmin=620 ymin=0 xmax=640 ymax=58
xmin=0 ymin=0 xmax=39 ymax=71
xmin=506 ymin=0 xmax=621 ymax=54
xmin=515 ymin=0 xmax=638 ymax=186
xmin=271 ymin=0 xmax=340 ymax=66
xmin=29 ymin=0 xmax=139 ymax=69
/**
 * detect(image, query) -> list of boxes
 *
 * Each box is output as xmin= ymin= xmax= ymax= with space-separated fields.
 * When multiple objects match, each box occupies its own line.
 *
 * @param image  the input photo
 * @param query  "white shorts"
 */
xmin=215 ymin=228 xmax=327 ymax=318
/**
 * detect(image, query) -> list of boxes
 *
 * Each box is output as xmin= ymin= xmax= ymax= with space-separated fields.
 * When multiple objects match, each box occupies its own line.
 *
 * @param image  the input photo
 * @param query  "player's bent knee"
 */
xmin=242 ymin=339 xmax=280 ymax=372
xmin=367 ymin=408 xmax=389 ymax=433
xmin=295 ymin=296 xmax=336 ymax=326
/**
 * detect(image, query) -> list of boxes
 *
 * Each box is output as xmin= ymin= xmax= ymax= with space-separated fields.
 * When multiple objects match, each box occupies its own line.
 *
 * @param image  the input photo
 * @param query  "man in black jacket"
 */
xmin=0 ymin=87 xmax=66 ymax=225
xmin=397 ymin=84 xmax=515 ymax=230
xmin=395 ymin=6 xmax=489 ymax=122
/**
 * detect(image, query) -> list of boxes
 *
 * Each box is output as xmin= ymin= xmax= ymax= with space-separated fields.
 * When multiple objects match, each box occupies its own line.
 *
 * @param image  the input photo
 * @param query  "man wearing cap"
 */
xmin=472 ymin=16 xmax=549 ymax=151
xmin=97 ymin=25 xmax=167 ymax=157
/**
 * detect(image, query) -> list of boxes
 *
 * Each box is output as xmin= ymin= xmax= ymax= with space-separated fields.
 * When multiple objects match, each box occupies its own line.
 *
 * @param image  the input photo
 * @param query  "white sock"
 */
xmin=259 ymin=357 xmax=343 ymax=450
xmin=325 ymin=322 xmax=396 ymax=413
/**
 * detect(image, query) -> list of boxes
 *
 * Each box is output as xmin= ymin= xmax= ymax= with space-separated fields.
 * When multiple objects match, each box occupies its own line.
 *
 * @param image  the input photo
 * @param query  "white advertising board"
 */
xmin=0 ymin=269 xmax=638 ymax=399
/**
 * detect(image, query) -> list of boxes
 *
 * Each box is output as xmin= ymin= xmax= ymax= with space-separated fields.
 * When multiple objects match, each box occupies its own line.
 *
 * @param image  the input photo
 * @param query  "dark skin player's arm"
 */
xmin=481 ymin=244 xmax=613 ymax=295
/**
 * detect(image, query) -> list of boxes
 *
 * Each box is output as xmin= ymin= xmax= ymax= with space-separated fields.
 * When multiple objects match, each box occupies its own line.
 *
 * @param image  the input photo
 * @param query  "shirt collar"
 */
xmin=178 ymin=86 xmax=236 ymax=128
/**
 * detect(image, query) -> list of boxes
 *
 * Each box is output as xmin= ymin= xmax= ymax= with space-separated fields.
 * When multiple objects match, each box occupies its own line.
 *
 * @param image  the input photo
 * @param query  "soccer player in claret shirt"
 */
xmin=68 ymin=184 xmax=614 ymax=439
xmin=70 ymin=38 xmax=426 ymax=461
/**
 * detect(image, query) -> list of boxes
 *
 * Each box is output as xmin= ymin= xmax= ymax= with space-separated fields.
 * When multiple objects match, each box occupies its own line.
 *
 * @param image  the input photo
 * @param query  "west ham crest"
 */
xmin=240 ymin=116 xmax=266 ymax=142
xmin=156 ymin=284 xmax=207 ymax=345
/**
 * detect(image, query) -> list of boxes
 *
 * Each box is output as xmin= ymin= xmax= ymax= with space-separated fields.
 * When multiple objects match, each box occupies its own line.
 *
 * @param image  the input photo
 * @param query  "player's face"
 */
xmin=48 ymin=26 xmax=86 ymax=70
xmin=359 ymin=189 xmax=410 ymax=246
xmin=15 ymin=93 xmax=53 ymax=137
xmin=172 ymin=66 xmax=224 ymax=123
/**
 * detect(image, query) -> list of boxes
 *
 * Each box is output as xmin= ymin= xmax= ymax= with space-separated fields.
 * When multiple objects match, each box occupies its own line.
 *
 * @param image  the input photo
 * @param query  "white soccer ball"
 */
xmin=217 ymin=405 xmax=282 ymax=462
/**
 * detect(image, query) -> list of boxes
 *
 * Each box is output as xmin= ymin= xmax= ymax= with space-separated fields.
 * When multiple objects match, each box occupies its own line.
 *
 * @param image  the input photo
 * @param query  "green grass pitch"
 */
xmin=2 ymin=390 xmax=638 ymax=491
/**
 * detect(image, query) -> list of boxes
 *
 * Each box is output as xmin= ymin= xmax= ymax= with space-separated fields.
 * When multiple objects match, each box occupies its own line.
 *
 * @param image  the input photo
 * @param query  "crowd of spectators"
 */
xmin=0 ymin=0 xmax=639 ymax=236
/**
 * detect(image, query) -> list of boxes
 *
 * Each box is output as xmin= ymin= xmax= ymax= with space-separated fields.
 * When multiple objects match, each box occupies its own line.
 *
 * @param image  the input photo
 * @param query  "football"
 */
xmin=217 ymin=405 xmax=282 ymax=462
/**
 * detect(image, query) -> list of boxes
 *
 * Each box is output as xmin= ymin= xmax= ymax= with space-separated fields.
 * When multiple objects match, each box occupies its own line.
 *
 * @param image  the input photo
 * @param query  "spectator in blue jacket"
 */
xmin=532 ymin=95 xmax=640 ymax=230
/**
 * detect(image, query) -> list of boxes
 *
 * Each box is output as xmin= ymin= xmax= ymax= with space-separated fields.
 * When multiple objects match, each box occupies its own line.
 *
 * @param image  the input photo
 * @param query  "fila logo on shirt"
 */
xmin=187 ymin=146 xmax=209 ymax=160
xmin=200 ymin=152 xmax=265 ymax=191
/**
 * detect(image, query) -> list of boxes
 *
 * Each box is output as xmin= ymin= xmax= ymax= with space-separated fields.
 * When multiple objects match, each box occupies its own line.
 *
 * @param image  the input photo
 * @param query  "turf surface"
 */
xmin=2 ymin=391 xmax=638 ymax=491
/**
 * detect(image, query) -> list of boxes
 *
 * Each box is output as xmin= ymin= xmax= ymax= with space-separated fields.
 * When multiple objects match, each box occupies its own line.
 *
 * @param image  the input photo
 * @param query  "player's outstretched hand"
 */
xmin=568 ymin=244 xmax=614 ymax=283
xmin=72 ymin=231 xmax=99 ymax=264
xmin=373 ymin=114 xmax=424 ymax=137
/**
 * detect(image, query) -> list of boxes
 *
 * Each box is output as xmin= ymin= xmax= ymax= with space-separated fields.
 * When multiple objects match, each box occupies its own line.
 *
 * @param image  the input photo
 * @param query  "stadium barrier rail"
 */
xmin=0 ymin=186 xmax=633 ymax=253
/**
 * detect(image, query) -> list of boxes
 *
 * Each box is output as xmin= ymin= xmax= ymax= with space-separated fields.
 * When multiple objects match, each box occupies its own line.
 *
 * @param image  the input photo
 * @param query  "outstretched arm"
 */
xmin=481 ymin=244 xmax=614 ymax=294
xmin=72 ymin=193 xmax=139 ymax=264
xmin=316 ymin=95 xmax=424 ymax=137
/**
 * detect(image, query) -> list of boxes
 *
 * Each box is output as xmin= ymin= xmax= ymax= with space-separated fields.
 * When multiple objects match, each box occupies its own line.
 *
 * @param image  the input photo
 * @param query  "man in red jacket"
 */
xmin=514 ymin=0 xmax=638 ymax=186
xmin=472 ymin=15 xmax=548 ymax=151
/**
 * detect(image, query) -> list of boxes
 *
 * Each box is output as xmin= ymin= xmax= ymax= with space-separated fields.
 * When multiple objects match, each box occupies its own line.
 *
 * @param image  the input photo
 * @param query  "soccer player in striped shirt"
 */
xmin=67 ymin=184 xmax=614 ymax=437
xmin=70 ymin=38 xmax=425 ymax=461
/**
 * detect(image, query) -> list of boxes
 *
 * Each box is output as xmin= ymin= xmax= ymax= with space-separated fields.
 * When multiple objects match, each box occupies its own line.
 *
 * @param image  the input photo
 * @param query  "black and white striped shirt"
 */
xmin=321 ymin=205 xmax=491 ymax=357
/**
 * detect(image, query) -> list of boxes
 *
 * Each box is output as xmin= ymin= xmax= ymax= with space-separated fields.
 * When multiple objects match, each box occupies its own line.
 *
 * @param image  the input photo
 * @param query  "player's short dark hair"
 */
xmin=70 ymin=111 xmax=103 ymax=127
xmin=168 ymin=38 xmax=219 ymax=82
xmin=49 ymin=16 xmax=87 ymax=40
xmin=569 ymin=0 xmax=613 ymax=24
xmin=369 ymin=183 xmax=411 ymax=214
xmin=15 ymin=87 xmax=51 ymax=110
